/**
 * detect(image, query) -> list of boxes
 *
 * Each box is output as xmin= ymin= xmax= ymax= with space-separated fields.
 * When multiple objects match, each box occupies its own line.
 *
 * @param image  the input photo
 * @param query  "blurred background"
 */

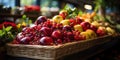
xmin=0 ymin=0 xmax=120 ymax=22
xmin=0 ymin=0 xmax=120 ymax=60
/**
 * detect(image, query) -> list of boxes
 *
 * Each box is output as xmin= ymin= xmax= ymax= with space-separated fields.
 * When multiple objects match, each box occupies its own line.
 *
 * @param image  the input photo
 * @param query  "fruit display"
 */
xmin=12 ymin=7 xmax=116 ymax=46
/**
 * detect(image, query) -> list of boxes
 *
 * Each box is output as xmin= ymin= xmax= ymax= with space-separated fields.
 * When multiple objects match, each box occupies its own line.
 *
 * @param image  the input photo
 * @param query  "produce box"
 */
xmin=7 ymin=35 xmax=112 ymax=60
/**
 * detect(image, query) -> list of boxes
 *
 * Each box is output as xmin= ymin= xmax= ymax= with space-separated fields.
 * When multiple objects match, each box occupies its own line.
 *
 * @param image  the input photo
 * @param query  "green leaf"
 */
xmin=63 ymin=4 xmax=71 ymax=10
xmin=5 ymin=26 xmax=12 ymax=32
xmin=0 ymin=32 xmax=5 ymax=37
xmin=0 ymin=30 xmax=3 ymax=36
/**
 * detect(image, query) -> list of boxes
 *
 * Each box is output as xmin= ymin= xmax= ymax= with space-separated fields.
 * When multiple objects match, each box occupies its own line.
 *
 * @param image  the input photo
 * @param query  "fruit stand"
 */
xmin=3 ymin=3 xmax=119 ymax=60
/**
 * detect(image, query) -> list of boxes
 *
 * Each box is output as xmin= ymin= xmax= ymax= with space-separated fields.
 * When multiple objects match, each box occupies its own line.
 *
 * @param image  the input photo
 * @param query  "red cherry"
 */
xmin=56 ymin=39 xmax=62 ymax=44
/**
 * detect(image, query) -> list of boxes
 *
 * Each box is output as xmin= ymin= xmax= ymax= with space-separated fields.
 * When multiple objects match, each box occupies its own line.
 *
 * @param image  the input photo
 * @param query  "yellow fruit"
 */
xmin=74 ymin=25 xmax=83 ymax=32
xmin=84 ymin=18 xmax=93 ymax=23
xmin=91 ymin=21 xmax=100 ymax=27
xmin=90 ymin=12 xmax=96 ymax=18
xmin=22 ymin=22 xmax=26 ymax=27
xmin=52 ymin=15 xmax=63 ymax=23
xmin=60 ymin=19 xmax=70 ymax=26
xmin=86 ymin=29 xmax=97 ymax=38
xmin=106 ymin=27 xmax=115 ymax=35
xmin=17 ymin=24 xmax=21 ymax=28
xmin=80 ymin=32 xmax=90 ymax=39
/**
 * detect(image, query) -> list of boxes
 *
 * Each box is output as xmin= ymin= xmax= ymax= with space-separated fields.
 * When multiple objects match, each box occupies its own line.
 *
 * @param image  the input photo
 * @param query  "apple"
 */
xmin=91 ymin=21 xmax=100 ymax=28
xmin=16 ymin=32 xmax=24 ymax=42
xmin=86 ymin=29 xmax=97 ymax=39
xmin=56 ymin=23 xmax=63 ymax=29
xmin=80 ymin=22 xmax=90 ymax=31
xmin=96 ymin=26 xmax=107 ymax=36
xmin=106 ymin=27 xmax=115 ymax=35
xmin=35 ymin=16 xmax=47 ymax=25
xmin=52 ymin=15 xmax=63 ymax=23
xmin=69 ymin=18 xmax=77 ymax=26
xmin=19 ymin=37 xmax=31 ymax=44
xmin=80 ymin=32 xmax=90 ymax=39
xmin=90 ymin=25 xmax=97 ymax=32
xmin=51 ymin=30 xmax=62 ymax=39
xmin=76 ymin=17 xmax=83 ymax=24
xmin=62 ymin=25 xmax=72 ymax=31
xmin=59 ymin=10 xmax=68 ymax=19
xmin=39 ymin=37 xmax=54 ymax=45
xmin=60 ymin=19 xmax=70 ymax=26
xmin=84 ymin=18 xmax=92 ymax=23
xmin=40 ymin=27 xmax=52 ymax=37
xmin=74 ymin=24 xmax=83 ymax=32
xmin=66 ymin=31 xmax=74 ymax=41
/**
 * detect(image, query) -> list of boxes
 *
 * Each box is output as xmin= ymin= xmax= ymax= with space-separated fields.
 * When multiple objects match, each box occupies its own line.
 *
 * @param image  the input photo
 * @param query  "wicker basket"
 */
xmin=6 ymin=35 xmax=112 ymax=60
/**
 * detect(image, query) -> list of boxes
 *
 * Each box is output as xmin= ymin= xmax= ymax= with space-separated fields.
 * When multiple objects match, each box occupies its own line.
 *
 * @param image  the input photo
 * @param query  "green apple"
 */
xmin=106 ymin=27 xmax=115 ymax=35
xmin=74 ymin=24 xmax=83 ymax=32
xmin=52 ymin=15 xmax=63 ymax=23
xmin=60 ymin=19 xmax=70 ymax=26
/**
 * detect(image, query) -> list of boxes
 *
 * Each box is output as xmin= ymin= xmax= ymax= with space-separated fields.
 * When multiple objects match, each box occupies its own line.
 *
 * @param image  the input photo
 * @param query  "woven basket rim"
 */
xmin=7 ymin=35 xmax=112 ymax=48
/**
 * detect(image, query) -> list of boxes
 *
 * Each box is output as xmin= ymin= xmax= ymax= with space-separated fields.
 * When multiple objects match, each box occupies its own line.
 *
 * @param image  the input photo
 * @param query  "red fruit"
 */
xmin=52 ymin=30 xmax=62 ymax=39
xmin=16 ymin=33 xmax=24 ymax=42
xmin=39 ymin=37 xmax=54 ymax=45
xmin=12 ymin=40 xmax=19 ymax=44
xmin=56 ymin=23 xmax=63 ymax=29
xmin=80 ymin=22 xmax=90 ymax=31
xmin=73 ymin=31 xmax=86 ymax=41
xmin=56 ymin=39 xmax=62 ymax=44
xmin=22 ymin=27 xmax=29 ymax=32
xmin=96 ymin=27 xmax=106 ymax=36
xmin=59 ymin=10 xmax=67 ymax=19
xmin=76 ymin=17 xmax=83 ymax=24
xmin=29 ymin=40 xmax=39 ymax=45
xmin=69 ymin=18 xmax=76 ymax=26
xmin=35 ymin=16 xmax=47 ymax=25
xmin=62 ymin=25 xmax=72 ymax=31
xmin=90 ymin=25 xmax=97 ymax=32
xmin=66 ymin=32 xmax=74 ymax=41
xmin=19 ymin=37 xmax=31 ymax=44
xmin=40 ymin=27 xmax=52 ymax=37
